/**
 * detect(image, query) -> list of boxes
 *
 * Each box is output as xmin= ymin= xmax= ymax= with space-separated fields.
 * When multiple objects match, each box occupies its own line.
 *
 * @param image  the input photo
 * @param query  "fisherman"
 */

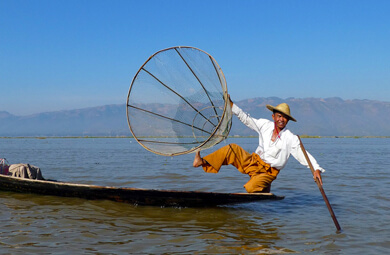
xmin=0 ymin=158 xmax=9 ymax=175
xmin=193 ymin=97 xmax=325 ymax=193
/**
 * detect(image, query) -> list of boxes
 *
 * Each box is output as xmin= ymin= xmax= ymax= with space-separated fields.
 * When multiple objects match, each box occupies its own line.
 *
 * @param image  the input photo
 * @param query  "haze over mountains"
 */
xmin=0 ymin=97 xmax=389 ymax=137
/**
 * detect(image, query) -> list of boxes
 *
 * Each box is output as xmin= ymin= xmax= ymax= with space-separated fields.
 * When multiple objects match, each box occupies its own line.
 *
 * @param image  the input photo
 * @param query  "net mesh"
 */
xmin=127 ymin=46 xmax=232 ymax=156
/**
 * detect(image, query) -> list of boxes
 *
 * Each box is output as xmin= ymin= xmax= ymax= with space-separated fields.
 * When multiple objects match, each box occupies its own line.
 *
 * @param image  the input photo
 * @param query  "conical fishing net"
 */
xmin=126 ymin=46 xmax=232 ymax=156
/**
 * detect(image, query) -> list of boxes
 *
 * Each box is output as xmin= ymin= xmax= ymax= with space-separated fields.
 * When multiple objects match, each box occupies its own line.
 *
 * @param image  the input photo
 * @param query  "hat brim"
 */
xmin=266 ymin=105 xmax=297 ymax=122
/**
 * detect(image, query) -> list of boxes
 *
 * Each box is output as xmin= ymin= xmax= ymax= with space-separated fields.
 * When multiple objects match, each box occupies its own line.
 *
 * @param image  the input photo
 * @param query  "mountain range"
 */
xmin=0 ymin=97 xmax=389 ymax=137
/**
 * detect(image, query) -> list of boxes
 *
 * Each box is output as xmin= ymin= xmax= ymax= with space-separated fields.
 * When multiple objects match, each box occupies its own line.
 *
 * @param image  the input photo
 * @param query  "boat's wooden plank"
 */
xmin=0 ymin=175 xmax=284 ymax=207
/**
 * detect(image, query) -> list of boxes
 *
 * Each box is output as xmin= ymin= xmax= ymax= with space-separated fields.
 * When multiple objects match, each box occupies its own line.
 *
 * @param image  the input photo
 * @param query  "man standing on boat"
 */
xmin=193 ymin=97 xmax=325 ymax=193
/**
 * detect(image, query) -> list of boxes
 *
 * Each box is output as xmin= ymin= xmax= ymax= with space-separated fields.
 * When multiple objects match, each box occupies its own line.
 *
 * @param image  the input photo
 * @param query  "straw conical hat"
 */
xmin=266 ymin=103 xmax=297 ymax=122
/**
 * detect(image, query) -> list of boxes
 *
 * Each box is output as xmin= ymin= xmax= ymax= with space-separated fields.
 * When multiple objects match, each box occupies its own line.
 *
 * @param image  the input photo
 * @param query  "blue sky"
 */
xmin=1 ymin=0 xmax=389 ymax=116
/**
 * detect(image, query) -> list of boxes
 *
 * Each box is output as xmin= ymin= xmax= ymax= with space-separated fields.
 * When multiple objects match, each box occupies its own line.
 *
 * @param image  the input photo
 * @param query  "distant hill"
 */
xmin=0 ymin=105 xmax=128 ymax=137
xmin=0 ymin=97 xmax=389 ymax=137
xmin=232 ymin=97 xmax=390 ymax=136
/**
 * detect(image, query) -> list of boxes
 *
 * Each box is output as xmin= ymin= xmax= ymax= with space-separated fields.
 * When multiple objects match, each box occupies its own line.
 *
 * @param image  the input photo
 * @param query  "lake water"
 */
xmin=0 ymin=137 xmax=389 ymax=254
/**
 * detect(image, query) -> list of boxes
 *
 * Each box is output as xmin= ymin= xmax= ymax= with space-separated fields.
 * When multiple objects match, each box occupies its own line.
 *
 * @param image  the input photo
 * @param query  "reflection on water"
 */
xmin=1 ymin=192 xmax=288 ymax=254
xmin=0 ymin=137 xmax=389 ymax=253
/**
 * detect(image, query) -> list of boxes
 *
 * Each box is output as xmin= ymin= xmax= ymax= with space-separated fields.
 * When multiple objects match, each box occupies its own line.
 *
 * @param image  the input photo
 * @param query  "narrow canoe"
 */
xmin=0 ymin=174 xmax=284 ymax=207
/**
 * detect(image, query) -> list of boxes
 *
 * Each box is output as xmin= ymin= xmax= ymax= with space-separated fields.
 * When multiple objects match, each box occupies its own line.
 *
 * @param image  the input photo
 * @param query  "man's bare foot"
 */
xmin=193 ymin=150 xmax=204 ymax=167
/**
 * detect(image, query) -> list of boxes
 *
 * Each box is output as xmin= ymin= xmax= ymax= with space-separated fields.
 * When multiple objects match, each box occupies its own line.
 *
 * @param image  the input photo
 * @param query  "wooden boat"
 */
xmin=0 ymin=174 xmax=284 ymax=207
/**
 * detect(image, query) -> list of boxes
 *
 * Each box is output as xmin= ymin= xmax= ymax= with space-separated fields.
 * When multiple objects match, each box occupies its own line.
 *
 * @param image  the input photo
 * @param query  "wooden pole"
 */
xmin=297 ymin=136 xmax=342 ymax=231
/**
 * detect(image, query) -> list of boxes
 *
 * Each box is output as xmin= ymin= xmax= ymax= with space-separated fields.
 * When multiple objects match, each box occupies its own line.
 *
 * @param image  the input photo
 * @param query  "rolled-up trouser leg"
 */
xmin=201 ymin=144 xmax=279 ymax=193
xmin=243 ymin=174 xmax=276 ymax=193
xmin=202 ymin=144 xmax=252 ymax=173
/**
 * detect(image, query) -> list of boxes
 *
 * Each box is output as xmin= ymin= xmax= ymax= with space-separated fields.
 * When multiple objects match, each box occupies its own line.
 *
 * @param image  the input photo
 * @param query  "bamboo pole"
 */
xmin=298 ymin=135 xmax=342 ymax=231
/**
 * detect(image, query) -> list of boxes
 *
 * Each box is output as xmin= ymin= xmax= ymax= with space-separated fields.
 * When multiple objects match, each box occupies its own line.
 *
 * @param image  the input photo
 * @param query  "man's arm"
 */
xmin=290 ymin=136 xmax=325 ymax=184
xmin=229 ymin=96 xmax=267 ymax=134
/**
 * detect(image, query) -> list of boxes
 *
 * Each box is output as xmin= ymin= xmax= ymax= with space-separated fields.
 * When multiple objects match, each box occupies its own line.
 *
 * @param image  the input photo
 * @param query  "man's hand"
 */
xmin=313 ymin=170 xmax=323 ymax=185
xmin=228 ymin=94 xmax=233 ymax=107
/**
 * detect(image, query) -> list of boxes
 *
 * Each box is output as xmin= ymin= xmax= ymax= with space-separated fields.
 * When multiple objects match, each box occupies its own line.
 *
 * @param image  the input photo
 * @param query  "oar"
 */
xmin=297 ymin=135 xmax=342 ymax=232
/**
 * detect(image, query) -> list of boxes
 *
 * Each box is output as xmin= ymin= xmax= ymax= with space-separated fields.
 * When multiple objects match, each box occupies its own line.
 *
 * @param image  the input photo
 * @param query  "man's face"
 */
xmin=272 ymin=112 xmax=289 ymax=130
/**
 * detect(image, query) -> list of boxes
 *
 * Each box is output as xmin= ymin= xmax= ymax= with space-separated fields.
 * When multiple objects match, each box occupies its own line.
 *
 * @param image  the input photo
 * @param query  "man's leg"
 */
xmin=193 ymin=150 xmax=205 ymax=167
xmin=243 ymin=174 xmax=276 ymax=193
xmin=193 ymin=144 xmax=278 ymax=193
xmin=193 ymin=144 xmax=252 ymax=174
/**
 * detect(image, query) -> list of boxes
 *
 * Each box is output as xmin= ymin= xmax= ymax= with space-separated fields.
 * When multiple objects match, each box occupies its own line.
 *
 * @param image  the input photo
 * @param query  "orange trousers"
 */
xmin=202 ymin=144 xmax=280 ymax=193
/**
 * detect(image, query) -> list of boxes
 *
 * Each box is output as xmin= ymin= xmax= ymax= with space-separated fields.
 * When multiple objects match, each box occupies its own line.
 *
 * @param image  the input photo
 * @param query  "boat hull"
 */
xmin=0 ymin=175 xmax=284 ymax=207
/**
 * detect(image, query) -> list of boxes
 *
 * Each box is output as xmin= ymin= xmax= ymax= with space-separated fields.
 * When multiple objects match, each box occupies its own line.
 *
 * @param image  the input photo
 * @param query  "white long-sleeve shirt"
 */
xmin=232 ymin=104 xmax=325 ymax=172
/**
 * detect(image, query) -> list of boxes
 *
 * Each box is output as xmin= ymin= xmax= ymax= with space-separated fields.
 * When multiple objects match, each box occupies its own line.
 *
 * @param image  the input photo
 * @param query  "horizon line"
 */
xmin=2 ymin=96 xmax=389 ymax=117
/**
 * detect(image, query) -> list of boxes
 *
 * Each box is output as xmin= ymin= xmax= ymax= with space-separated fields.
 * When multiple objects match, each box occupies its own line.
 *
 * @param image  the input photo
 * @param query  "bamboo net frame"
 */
xmin=126 ymin=46 xmax=232 ymax=156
